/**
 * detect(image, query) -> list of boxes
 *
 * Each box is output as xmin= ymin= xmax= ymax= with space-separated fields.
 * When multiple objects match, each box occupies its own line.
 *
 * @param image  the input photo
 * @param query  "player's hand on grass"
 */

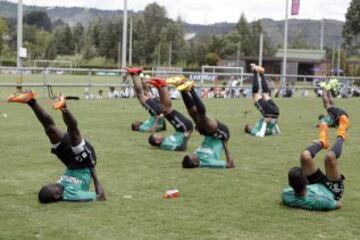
xmin=226 ymin=157 xmax=235 ymax=168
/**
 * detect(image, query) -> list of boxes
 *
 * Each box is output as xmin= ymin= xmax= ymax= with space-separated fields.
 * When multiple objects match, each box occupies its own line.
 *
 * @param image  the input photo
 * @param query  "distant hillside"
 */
xmin=184 ymin=19 xmax=344 ymax=49
xmin=0 ymin=0 xmax=344 ymax=48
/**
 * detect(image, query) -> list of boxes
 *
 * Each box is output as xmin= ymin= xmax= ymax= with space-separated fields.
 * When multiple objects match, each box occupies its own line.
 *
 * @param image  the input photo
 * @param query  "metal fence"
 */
xmin=0 ymin=66 xmax=359 ymax=99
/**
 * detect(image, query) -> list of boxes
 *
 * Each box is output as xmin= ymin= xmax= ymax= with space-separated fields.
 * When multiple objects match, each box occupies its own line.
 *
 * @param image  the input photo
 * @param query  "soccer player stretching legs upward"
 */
xmin=129 ymin=69 xmax=166 ymax=133
xmin=128 ymin=67 xmax=194 ymax=151
xmin=244 ymin=64 xmax=280 ymax=137
xmin=7 ymin=91 xmax=106 ymax=203
xmin=282 ymin=112 xmax=349 ymax=211
xmin=316 ymin=81 xmax=349 ymax=128
xmin=166 ymin=78 xmax=235 ymax=168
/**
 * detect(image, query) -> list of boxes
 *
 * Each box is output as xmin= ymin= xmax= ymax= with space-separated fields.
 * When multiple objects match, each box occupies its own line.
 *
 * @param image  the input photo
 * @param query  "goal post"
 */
xmin=201 ymin=65 xmax=244 ymax=87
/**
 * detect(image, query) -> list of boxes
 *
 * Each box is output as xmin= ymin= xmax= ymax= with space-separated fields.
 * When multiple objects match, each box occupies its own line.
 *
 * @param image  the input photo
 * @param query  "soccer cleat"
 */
xmin=328 ymin=79 xmax=339 ymax=91
xmin=7 ymin=91 xmax=35 ymax=103
xmin=53 ymin=95 xmax=66 ymax=110
xmin=176 ymin=80 xmax=194 ymax=92
xmin=319 ymin=123 xmax=330 ymax=149
xmin=146 ymin=78 xmax=167 ymax=88
xmin=166 ymin=76 xmax=186 ymax=86
xmin=250 ymin=63 xmax=265 ymax=74
xmin=126 ymin=67 xmax=143 ymax=75
xmin=337 ymin=115 xmax=350 ymax=140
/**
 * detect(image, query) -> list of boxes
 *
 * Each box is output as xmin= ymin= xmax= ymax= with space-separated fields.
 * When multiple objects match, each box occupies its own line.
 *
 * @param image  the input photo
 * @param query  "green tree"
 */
xmin=143 ymin=2 xmax=168 ymax=64
xmin=289 ymin=32 xmax=309 ymax=49
xmin=51 ymin=24 xmax=75 ymax=55
xmin=24 ymin=11 xmax=52 ymax=31
xmin=205 ymin=52 xmax=221 ymax=66
xmin=343 ymin=0 xmax=360 ymax=54
xmin=73 ymin=23 xmax=84 ymax=54
xmin=0 ymin=17 xmax=9 ymax=60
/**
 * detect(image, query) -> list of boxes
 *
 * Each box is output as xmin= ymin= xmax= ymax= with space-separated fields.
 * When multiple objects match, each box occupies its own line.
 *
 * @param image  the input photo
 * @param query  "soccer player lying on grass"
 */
xmin=128 ymin=69 xmax=166 ymax=133
xmin=244 ymin=64 xmax=280 ymax=137
xmin=166 ymin=78 xmax=234 ymax=168
xmin=314 ymin=81 xmax=349 ymax=128
xmin=129 ymin=68 xmax=194 ymax=151
xmin=7 ymin=91 xmax=106 ymax=203
xmin=282 ymin=114 xmax=349 ymax=211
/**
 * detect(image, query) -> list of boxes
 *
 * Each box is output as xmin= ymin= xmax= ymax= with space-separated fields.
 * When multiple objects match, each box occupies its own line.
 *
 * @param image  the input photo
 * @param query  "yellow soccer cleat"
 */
xmin=176 ymin=80 xmax=194 ymax=92
xmin=166 ymin=75 xmax=186 ymax=86
xmin=7 ymin=91 xmax=35 ymax=103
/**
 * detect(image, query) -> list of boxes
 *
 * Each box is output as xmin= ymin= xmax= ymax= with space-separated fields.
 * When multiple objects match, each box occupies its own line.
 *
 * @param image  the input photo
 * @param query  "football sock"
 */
xmin=181 ymin=91 xmax=195 ymax=109
xmin=330 ymin=137 xmax=344 ymax=159
xmin=260 ymin=73 xmax=270 ymax=93
xmin=189 ymin=88 xmax=206 ymax=116
xmin=252 ymin=71 xmax=260 ymax=94
xmin=306 ymin=143 xmax=323 ymax=158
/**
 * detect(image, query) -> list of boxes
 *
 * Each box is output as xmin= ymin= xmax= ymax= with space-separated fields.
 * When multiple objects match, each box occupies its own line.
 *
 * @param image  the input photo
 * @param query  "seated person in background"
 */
xmin=108 ymin=86 xmax=120 ymax=98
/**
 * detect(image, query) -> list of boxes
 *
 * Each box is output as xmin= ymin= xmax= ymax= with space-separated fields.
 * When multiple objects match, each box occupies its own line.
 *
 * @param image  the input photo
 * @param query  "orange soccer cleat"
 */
xmin=7 ymin=91 xmax=35 ymax=103
xmin=53 ymin=95 xmax=66 ymax=110
xmin=319 ymin=123 xmax=330 ymax=149
xmin=337 ymin=115 xmax=350 ymax=140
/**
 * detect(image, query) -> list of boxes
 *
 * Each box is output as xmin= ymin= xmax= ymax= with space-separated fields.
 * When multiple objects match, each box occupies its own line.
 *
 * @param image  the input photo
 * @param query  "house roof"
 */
xmin=275 ymin=49 xmax=326 ymax=61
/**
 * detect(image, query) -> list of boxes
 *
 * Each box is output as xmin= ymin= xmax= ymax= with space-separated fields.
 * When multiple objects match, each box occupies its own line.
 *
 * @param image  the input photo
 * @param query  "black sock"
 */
xmin=181 ymin=91 xmax=195 ymax=109
xmin=190 ymin=89 xmax=206 ymax=115
xmin=306 ymin=143 xmax=323 ymax=158
xmin=260 ymin=73 xmax=269 ymax=93
xmin=252 ymin=71 xmax=260 ymax=94
xmin=330 ymin=137 xmax=344 ymax=158
xmin=27 ymin=98 xmax=37 ymax=107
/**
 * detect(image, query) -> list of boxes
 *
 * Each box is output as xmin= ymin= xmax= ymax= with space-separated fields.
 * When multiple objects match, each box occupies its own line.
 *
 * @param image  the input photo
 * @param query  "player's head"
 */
xmin=244 ymin=124 xmax=253 ymax=134
xmin=38 ymin=183 xmax=63 ymax=204
xmin=182 ymin=154 xmax=199 ymax=168
xmin=148 ymin=133 xmax=164 ymax=147
xmin=131 ymin=121 xmax=142 ymax=131
xmin=318 ymin=114 xmax=325 ymax=120
xmin=288 ymin=167 xmax=308 ymax=195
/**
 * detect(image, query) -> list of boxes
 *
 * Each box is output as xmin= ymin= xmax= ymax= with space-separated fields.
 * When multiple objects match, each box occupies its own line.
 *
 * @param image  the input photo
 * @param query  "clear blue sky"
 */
xmin=7 ymin=0 xmax=351 ymax=24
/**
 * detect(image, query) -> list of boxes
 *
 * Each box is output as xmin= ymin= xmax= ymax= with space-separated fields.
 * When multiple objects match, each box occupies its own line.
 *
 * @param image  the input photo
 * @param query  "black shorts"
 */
xmin=165 ymin=110 xmax=193 ymax=133
xmin=143 ymin=98 xmax=162 ymax=116
xmin=327 ymin=107 xmax=349 ymax=125
xmin=51 ymin=134 xmax=97 ymax=170
xmin=255 ymin=99 xmax=279 ymax=118
xmin=197 ymin=121 xmax=230 ymax=141
xmin=307 ymin=169 xmax=345 ymax=201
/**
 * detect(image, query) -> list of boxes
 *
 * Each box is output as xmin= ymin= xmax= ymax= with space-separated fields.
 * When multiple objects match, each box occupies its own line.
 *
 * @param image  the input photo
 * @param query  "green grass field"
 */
xmin=0 ymin=95 xmax=359 ymax=240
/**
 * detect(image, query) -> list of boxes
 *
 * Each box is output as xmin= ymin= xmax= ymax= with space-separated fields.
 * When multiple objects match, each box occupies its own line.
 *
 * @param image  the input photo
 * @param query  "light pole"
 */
xmin=281 ymin=0 xmax=289 ymax=89
xmin=16 ymin=0 xmax=23 ymax=90
xmin=121 ymin=0 xmax=128 ymax=69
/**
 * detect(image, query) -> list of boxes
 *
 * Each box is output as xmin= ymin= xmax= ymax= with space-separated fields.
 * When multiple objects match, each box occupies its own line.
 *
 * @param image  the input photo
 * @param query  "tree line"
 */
xmin=0 ymin=1 xmax=358 ymax=70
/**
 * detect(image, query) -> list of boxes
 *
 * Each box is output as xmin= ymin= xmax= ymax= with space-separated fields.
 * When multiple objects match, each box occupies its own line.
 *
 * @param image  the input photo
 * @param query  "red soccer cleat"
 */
xmin=126 ymin=67 xmax=143 ymax=76
xmin=146 ymin=78 xmax=167 ymax=88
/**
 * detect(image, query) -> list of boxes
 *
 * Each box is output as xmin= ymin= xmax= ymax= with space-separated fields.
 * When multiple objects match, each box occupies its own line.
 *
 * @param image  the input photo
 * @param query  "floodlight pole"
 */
xmin=16 ymin=0 xmax=23 ymax=90
xmin=281 ymin=0 xmax=289 ymax=89
xmin=320 ymin=19 xmax=325 ymax=51
xmin=259 ymin=33 xmax=264 ymax=67
xmin=128 ymin=16 xmax=133 ymax=66
xmin=168 ymin=41 xmax=172 ymax=67
xmin=337 ymin=44 xmax=341 ymax=77
xmin=121 ymin=0 xmax=128 ymax=69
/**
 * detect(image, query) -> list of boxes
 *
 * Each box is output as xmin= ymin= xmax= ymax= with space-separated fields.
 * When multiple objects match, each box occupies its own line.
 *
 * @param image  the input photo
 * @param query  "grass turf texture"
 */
xmin=0 ymin=97 xmax=359 ymax=240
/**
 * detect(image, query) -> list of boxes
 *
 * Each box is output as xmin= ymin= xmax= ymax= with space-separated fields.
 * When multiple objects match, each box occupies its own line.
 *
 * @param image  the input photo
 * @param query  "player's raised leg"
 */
xmin=7 ymin=91 xmax=64 ymax=144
